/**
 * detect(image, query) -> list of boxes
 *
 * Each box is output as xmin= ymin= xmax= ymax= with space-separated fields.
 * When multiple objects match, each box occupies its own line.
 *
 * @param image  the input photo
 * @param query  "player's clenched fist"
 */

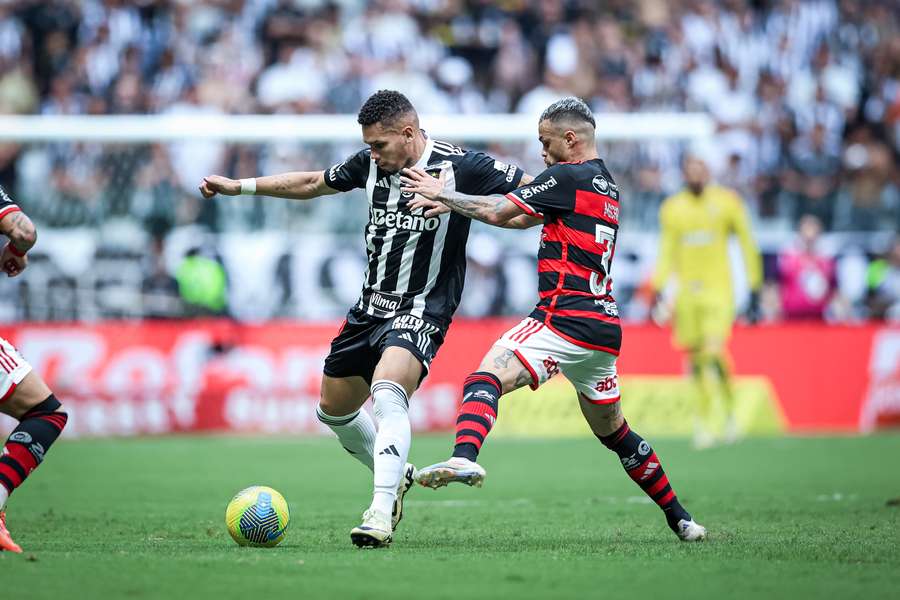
xmin=1 ymin=243 xmax=27 ymax=277
xmin=199 ymin=175 xmax=241 ymax=198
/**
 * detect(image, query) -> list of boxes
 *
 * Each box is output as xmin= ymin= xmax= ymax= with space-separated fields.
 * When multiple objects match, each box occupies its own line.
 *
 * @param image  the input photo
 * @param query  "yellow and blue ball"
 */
xmin=225 ymin=486 xmax=290 ymax=547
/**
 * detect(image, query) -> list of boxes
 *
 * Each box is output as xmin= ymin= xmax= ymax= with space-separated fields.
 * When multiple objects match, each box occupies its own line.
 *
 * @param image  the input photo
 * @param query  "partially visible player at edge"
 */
xmin=652 ymin=156 xmax=762 ymax=449
xmin=401 ymin=97 xmax=706 ymax=541
xmin=0 ymin=186 xmax=69 ymax=553
xmin=199 ymin=90 xmax=530 ymax=548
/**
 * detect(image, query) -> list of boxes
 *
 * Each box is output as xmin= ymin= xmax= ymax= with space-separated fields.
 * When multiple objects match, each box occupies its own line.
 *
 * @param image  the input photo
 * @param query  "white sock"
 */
xmin=369 ymin=379 xmax=411 ymax=517
xmin=316 ymin=405 xmax=377 ymax=471
xmin=0 ymin=486 xmax=8 ymax=511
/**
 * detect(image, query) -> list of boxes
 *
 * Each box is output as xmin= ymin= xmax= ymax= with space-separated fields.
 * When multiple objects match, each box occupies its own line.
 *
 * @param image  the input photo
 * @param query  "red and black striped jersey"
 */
xmin=506 ymin=158 xmax=622 ymax=354
xmin=0 ymin=186 xmax=20 ymax=221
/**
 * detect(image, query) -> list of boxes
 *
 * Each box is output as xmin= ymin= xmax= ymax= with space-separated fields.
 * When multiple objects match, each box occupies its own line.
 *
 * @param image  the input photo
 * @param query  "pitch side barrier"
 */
xmin=0 ymin=321 xmax=895 ymax=438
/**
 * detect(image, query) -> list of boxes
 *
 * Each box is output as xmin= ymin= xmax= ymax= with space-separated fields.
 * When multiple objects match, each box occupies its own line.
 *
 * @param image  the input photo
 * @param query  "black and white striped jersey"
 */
xmin=324 ymin=136 xmax=523 ymax=328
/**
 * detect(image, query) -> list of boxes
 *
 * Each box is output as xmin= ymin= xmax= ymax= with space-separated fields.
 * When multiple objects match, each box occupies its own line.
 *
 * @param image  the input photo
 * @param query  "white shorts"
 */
xmin=0 ymin=336 xmax=31 ymax=404
xmin=496 ymin=317 xmax=620 ymax=404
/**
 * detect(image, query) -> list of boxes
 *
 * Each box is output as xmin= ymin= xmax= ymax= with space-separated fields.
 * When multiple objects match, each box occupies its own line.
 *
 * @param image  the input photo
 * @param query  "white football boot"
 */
xmin=723 ymin=414 xmax=741 ymax=445
xmin=416 ymin=457 xmax=486 ymax=489
xmin=692 ymin=421 xmax=717 ymax=450
xmin=350 ymin=508 xmax=392 ymax=548
xmin=391 ymin=463 xmax=416 ymax=530
xmin=674 ymin=519 xmax=707 ymax=541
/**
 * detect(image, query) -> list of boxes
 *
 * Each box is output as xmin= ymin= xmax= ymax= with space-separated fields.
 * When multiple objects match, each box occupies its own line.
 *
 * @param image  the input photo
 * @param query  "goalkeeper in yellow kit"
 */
xmin=652 ymin=156 xmax=762 ymax=448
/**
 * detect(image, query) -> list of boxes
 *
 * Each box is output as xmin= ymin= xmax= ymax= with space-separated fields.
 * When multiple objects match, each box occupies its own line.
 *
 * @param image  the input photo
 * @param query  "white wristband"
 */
xmin=239 ymin=178 xmax=257 ymax=195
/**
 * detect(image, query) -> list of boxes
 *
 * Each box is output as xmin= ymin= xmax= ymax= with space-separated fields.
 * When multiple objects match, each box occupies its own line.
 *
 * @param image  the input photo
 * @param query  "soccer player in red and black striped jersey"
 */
xmin=0 ymin=186 xmax=69 ymax=553
xmin=401 ymin=98 xmax=706 ymax=541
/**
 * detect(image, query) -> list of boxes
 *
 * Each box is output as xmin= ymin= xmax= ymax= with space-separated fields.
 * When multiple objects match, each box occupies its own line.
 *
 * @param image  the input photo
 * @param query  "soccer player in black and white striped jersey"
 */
xmin=0 ymin=186 xmax=70 ymax=553
xmin=200 ymin=90 xmax=531 ymax=547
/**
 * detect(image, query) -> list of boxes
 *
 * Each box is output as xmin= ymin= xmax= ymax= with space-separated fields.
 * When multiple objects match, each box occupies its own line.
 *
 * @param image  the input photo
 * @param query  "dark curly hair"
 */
xmin=357 ymin=90 xmax=416 ymax=127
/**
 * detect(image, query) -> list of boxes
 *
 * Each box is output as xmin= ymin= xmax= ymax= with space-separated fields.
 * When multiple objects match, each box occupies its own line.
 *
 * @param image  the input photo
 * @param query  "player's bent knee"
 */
xmin=1 ymin=371 xmax=55 ymax=419
xmin=319 ymin=375 xmax=369 ymax=417
xmin=478 ymin=345 xmax=529 ymax=394
xmin=317 ymin=397 xmax=360 ymax=419
xmin=579 ymin=395 xmax=624 ymax=437
xmin=372 ymin=347 xmax=422 ymax=396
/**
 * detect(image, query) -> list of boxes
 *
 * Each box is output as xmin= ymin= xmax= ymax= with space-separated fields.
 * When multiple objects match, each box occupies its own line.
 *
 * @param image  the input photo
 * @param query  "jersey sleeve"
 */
xmin=504 ymin=165 xmax=572 ymax=218
xmin=0 ymin=185 xmax=21 ymax=220
xmin=453 ymin=151 xmax=524 ymax=196
xmin=324 ymin=149 xmax=370 ymax=192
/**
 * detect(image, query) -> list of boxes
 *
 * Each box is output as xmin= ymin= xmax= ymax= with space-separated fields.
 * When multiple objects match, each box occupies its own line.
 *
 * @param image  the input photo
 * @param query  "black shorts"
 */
xmin=323 ymin=309 xmax=447 ymax=384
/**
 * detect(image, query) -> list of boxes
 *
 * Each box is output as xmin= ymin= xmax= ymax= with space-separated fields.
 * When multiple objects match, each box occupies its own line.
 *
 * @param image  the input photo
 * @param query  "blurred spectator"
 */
xmin=866 ymin=237 xmax=900 ymax=321
xmin=0 ymin=0 xmax=897 ymax=322
xmin=777 ymin=214 xmax=847 ymax=320
xmin=141 ymin=235 xmax=182 ymax=319
xmin=0 ymin=0 xmax=894 ymax=234
xmin=833 ymin=132 xmax=900 ymax=231
xmin=782 ymin=123 xmax=841 ymax=227
xmin=459 ymin=233 xmax=505 ymax=318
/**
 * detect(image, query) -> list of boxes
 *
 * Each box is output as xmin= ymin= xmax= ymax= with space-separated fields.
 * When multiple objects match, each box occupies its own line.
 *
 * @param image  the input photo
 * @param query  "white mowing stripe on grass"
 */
xmin=405 ymin=498 xmax=534 ymax=508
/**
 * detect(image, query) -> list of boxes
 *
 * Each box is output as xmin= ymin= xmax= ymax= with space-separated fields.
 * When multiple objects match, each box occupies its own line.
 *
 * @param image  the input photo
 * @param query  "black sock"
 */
xmin=0 ymin=394 xmax=67 ymax=499
xmin=597 ymin=420 xmax=692 ymax=532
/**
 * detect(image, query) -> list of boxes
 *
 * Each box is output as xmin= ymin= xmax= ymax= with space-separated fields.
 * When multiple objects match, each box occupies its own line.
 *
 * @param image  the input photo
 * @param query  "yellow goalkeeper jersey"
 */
xmin=653 ymin=184 xmax=762 ymax=301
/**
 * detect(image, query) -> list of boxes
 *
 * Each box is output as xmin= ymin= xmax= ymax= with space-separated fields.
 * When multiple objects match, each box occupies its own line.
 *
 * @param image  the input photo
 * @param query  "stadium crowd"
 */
xmin=0 ymin=0 xmax=898 ymax=322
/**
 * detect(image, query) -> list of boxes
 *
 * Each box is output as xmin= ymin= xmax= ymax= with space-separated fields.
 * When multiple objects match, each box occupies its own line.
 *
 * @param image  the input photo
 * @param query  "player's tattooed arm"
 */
xmin=401 ymin=167 xmax=524 ymax=227
xmin=199 ymin=171 xmax=338 ymax=200
xmin=499 ymin=214 xmax=543 ymax=229
xmin=0 ymin=210 xmax=36 ymax=254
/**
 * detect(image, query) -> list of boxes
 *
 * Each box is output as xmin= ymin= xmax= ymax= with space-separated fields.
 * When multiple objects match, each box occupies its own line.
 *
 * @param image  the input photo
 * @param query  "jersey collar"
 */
xmin=412 ymin=135 xmax=435 ymax=170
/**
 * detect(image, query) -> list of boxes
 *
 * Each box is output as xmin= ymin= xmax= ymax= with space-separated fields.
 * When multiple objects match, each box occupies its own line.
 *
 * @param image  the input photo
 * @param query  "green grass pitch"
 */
xmin=2 ymin=434 xmax=898 ymax=599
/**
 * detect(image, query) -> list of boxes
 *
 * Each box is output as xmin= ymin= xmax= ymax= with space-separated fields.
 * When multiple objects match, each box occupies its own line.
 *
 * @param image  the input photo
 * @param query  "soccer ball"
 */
xmin=225 ymin=486 xmax=290 ymax=547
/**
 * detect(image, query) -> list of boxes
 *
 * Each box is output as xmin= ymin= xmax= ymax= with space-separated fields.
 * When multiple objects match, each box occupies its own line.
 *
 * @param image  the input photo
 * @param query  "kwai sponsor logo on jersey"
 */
xmin=518 ymin=176 xmax=557 ymax=200
xmin=371 ymin=208 xmax=440 ymax=232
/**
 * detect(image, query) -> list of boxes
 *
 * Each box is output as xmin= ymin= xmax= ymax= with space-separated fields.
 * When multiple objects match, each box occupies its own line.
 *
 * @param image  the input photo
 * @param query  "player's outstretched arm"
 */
xmin=400 ymin=167 xmax=526 ymax=227
xmin=0 ymin=194 xmax=36 ymax=277
xmin=199 ymin=171 xmax=340 ymax=201
xmin=499 ymin=214 xmax=543 ymax=229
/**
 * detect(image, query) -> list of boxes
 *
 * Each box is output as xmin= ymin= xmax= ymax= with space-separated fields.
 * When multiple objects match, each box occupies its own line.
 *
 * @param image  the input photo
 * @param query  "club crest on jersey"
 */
xmin=592 ymin=175 xmax=619 ymax=200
